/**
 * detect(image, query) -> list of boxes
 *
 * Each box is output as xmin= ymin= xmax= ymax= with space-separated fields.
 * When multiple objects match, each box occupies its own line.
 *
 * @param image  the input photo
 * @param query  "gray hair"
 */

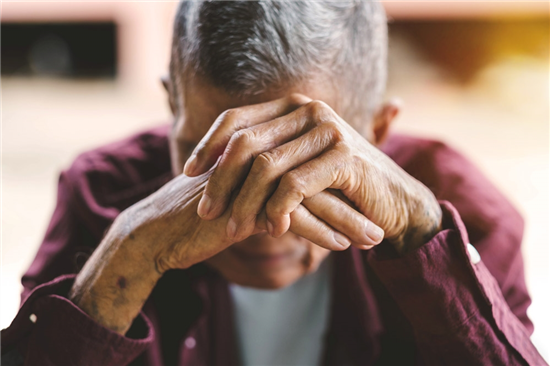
xmin=170 ymin=0 xmax=387 ymax=127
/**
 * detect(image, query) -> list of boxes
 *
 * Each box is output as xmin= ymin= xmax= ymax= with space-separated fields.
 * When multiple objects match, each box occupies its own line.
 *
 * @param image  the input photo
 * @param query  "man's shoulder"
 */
xmin=381 ymin=133 xmax=466 ymax=173
xmin=381 ymin=133 xmax=497 ymax=198
xmin=64 ymin=124 xmax=173 ymax=216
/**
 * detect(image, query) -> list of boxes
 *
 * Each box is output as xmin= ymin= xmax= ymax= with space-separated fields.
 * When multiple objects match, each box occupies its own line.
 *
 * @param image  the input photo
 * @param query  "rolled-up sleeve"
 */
xmin=367 ymin=201 xmax=547 ymax=366
xmin=1 ymin=274 xmax=154 ymax=366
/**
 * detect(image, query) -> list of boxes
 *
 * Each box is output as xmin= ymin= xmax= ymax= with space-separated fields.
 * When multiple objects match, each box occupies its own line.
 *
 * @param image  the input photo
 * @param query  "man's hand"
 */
xmin=70 ymin=155 xmax=377 ymax=334
xmin=69 ymin=171 xmax=231 ymax=334
xmin=184 ymin=94 xmax=442 ymax=254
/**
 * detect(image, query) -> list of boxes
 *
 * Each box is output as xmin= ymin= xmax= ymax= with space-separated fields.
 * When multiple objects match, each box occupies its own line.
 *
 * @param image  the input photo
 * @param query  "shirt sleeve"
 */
xmin=1 ymin=274 xmax=154 ymax=366
xmin=366 ymin=201 xmax=547 ymax=366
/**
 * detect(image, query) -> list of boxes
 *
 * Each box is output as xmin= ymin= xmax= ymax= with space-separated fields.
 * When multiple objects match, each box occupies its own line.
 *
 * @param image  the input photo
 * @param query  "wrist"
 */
xmin=407 ymin=189 xmax=442 ymax=252
xmin=392 ymin=186 xmax=442 ymax=255
xmin=70 ymin=214 xmax=162 ymax=334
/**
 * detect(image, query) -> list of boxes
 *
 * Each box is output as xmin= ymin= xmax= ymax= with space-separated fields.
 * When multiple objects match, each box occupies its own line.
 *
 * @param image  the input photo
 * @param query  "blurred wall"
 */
xmin=3 ymin=1 xmax=547 ymax=90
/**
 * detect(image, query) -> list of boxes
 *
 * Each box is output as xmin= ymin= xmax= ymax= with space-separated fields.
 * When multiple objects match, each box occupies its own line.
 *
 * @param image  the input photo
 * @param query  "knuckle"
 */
xmin=286 ymin=93 xmax=310 ymax=108
xmin=252 ymin=151 xmax=278 ymax=175
xmin=219 ymin=108 xmax=242 ymax=123
xmin=306 ymin=100 xmax=333 ymax=122
xmin=320 ymin=121 xmax=344 ymax=142
xmin=306 ymin=99 xmax=325 ymax=114
xmin=228 ymin=128 xmax=256 ymax=152
xmin=267 ymin=177 xmax=302 ymax=217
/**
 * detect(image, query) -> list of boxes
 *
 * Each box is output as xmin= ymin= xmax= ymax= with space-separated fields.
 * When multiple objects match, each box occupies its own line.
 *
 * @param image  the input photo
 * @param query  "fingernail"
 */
xmin=227 ymin=217 xmax=237 ymax=239
xmin=367 ymin=223 xmax=384 ymax=244
xmin=357 ymin=244 xmax=375 ymax=251
xmin=267 ymin=220 xmax=274 ymax=236
xmin=183 ymin=155 xmax=197 ymax=176
xmin=197 ymin=194 xmax=212 ymax=218
xmin=333 ymin=232 xmax=351 ymax=248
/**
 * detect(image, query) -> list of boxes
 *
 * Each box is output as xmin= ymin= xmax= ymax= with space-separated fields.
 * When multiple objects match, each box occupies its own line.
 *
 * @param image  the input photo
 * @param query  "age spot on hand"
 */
xmin=117 ymin=276 xmax=127 ymax=289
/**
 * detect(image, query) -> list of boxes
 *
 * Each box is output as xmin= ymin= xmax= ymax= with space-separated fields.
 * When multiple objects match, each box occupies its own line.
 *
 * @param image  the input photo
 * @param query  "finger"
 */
xmin=197 ymin=103 xmax=317 ymax=220
xmin=287 ymin=204 xmax=351 ymax=251
xmin=184 ymin=93 xmax=311 ymax=176
xmin=266 ymin=148 xmax=351 ymax=237
xmin=199 ymin=101 xmax=338 ymax=221
xmin=253 ymin=203 xmax=354 ymax=251
xmin=302 ymin=191 xmax=384 ymax=247
xmin=227 ymin=123 xmax=340 ymax=241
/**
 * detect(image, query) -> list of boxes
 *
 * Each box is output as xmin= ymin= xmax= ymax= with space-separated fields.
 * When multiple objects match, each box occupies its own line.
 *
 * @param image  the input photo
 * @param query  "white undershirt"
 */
xmin=229 ymin=258 xmax=331 ymax=366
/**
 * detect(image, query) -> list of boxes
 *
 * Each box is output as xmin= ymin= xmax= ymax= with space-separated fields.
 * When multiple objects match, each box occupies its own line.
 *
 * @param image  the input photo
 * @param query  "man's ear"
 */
xmin=161 ymin=74 xmax=177 ymax=115
xmin=371 ymin=98 xmax=402 ymax=146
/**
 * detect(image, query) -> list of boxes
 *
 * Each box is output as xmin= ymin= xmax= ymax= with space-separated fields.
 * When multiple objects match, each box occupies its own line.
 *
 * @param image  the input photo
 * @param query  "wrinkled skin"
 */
xmin=70 ymin=75 xmax=441 ymax=334
xmin=184 ymin=93 xmax=441 ymax=253
xmin=166 ymin=76 xmax=395 ymax=289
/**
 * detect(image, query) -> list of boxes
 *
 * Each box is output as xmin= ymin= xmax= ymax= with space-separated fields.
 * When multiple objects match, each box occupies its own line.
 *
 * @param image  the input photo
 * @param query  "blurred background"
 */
xmin=1 ymin=0 xmax=548 ymax=361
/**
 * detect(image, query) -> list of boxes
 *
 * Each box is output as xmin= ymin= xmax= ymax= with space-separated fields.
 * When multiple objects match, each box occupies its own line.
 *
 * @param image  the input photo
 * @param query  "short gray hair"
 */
xmin=170 ymin=0 xmax=387 ymax=127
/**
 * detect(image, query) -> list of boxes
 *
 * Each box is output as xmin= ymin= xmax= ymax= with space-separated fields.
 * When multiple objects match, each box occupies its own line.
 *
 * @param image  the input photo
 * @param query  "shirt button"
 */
xmin=29 ymin=314 xmax=37 ymax=323
xmin=466 ymin=243 xmax=481 ymax=265
xmin=185 ymin=336 xmax=196 ymax=349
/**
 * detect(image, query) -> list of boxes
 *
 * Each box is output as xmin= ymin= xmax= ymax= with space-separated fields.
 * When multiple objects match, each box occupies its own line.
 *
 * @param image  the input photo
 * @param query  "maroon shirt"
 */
xmin=1 ymin=125 xmax=546 ymax=365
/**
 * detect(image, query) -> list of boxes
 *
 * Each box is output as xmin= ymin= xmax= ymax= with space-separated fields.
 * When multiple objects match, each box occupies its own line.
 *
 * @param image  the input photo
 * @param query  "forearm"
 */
xmin=67 ymin=172 xmax=213 ymax=334
xmin=69 ymin=210 xmax=162 ymax=335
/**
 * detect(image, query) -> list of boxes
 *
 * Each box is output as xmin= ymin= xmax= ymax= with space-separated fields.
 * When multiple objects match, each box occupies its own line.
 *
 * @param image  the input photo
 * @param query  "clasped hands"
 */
xmin=69 ymin=93 xmax=443 ymax=334
xmin=181 ymin=93 xmax=442 ymax=257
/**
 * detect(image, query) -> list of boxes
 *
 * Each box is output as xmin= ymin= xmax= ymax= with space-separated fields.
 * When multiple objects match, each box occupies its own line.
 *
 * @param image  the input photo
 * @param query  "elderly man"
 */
xmin=2 ymin=1 xmax=546 ymax=365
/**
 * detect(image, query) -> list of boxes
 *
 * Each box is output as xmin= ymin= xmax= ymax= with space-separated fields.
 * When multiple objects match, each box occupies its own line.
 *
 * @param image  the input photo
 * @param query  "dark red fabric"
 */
xmin=2 ymin=125 xmax=546 ymax=365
